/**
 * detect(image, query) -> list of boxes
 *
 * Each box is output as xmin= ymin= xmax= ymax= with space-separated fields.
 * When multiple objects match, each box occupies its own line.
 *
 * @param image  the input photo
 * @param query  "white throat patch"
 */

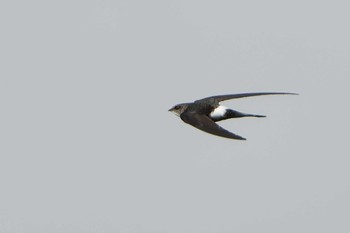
xmin=172 ymin=111 xmax=180 ymax=117
xmin=210 ymin=105 xmax=228 ymax=119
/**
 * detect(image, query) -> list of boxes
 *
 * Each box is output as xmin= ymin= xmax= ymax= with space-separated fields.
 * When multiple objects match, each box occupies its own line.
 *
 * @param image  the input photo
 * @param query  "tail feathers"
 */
xmin=212 ymin=109 xmax=266 ymax=122
xmin=245 ymin=114 xmax=266 ymax=118
xmin=226 ymin=109 xmax=266 ymax=118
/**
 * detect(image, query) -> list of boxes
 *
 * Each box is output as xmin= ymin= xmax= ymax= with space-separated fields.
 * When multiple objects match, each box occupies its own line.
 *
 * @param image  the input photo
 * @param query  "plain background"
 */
xmin=1 ymin=0 xmax=349 ymax=232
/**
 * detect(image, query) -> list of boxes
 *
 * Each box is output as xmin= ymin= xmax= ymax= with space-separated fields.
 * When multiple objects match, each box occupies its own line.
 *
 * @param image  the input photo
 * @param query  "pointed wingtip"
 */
xmin=264 ymin=92 xmax=299 ymax=96
xmin=234 ymin=136 xmax=246 ymax=140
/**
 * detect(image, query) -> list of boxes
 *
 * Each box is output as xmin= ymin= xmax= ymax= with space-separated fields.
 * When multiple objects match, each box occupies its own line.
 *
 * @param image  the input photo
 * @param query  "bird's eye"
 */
xmin=174 ymin=105 xmax=180 ymax=110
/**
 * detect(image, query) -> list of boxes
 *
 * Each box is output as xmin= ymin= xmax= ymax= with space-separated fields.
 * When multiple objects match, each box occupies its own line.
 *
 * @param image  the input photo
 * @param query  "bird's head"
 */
xmin=168 ymin=103 xmax=189 ymax=117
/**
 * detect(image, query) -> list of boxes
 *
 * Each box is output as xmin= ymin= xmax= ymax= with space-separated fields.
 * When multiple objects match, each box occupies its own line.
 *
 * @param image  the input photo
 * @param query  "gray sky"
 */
xmin=1 ymin=0 xmax=349 ymax=232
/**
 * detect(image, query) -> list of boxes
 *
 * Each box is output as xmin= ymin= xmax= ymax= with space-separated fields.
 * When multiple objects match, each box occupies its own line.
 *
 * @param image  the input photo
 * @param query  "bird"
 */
xmin=168 ymin=92 xmax=297 ymax=140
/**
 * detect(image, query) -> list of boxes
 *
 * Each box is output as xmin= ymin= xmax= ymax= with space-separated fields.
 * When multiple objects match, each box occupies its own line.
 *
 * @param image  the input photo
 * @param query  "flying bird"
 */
xmin=169 ymin=92 xmax=296 ymax=140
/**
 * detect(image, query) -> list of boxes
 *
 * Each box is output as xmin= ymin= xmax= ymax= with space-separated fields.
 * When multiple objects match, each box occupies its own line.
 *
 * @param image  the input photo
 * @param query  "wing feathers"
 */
xmin=196 ymin=92 xmax=297 ymax=104
xmin=180 ymin=111 xmax=246 ymax=140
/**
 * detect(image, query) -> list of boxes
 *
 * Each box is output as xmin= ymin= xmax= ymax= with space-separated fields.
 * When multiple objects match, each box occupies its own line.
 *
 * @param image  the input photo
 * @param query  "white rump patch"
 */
xmin=210 ymin=105 xmax=228 ymax=119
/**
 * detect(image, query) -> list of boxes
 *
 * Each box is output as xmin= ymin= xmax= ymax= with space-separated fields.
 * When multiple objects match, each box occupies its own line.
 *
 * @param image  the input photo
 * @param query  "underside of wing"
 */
xmin=196 ymin=92 xmax=297 ymax=104
xmin=180 ymin=111 xmax=246 ymax=140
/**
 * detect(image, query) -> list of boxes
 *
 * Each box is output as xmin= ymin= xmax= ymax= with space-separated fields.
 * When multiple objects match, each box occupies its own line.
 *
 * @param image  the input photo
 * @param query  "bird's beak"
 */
xmin=168 ymin=108 xmax=173 ymax=112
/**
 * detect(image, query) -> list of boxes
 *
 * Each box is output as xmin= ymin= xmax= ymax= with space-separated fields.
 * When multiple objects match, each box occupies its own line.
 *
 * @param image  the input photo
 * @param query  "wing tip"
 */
xmin=231 ymin=135 xmax=246 ymax=140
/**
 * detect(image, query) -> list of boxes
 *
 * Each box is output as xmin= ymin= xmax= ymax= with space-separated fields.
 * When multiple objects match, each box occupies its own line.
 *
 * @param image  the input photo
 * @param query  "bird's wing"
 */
xmin=195 ymin=92 xmax=297 ymax=104
xmin=180 ymin=111 xmax=246 ymax=140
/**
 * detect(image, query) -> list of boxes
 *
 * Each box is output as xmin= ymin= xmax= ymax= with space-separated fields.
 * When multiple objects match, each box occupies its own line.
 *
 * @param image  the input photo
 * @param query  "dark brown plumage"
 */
xmin=169 ymin=92 xmax=297 ymax=140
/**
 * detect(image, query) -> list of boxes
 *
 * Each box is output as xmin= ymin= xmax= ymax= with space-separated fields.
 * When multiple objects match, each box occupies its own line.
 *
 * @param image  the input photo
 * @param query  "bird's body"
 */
xmin=169 ymin=92 xmax=296 ymax=140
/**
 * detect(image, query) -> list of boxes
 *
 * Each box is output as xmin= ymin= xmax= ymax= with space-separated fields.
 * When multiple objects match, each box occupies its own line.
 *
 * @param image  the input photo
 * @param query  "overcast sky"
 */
xmin=1 ymin=0 xmax=349 ymax=232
